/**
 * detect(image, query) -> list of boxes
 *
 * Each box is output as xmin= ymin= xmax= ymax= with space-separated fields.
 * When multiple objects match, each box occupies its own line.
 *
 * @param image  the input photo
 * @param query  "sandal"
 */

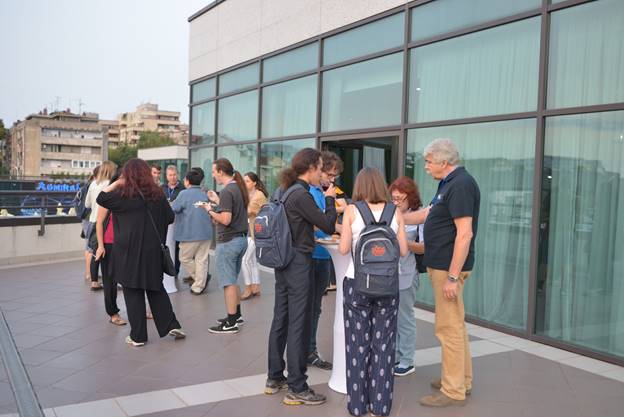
xmin=109 ymin=316 xmax=127 ymax=326
xmin=90 ymin=283 xmax=103 ymax=291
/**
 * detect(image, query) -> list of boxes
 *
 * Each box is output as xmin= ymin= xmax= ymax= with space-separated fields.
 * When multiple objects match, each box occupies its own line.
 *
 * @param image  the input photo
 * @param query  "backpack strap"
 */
xmin=354 ymin=200 xmax=376 ymax=225
xmin=379 ymin=202 xmax=396 ymax=226
xmin=279 ymin=183 xmax=304 ymax=204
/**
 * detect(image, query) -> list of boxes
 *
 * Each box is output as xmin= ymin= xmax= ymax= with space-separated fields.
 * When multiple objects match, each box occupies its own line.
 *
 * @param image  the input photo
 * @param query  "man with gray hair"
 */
xmin=418 ymin=138 xmax=480 ymax=408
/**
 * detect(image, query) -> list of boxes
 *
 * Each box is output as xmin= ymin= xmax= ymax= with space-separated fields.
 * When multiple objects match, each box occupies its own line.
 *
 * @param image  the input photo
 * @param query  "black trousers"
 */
xmin=122 ymin=285 xmax=181 ymax=343
xmin=267 ymin=250 xmax=314 ymax=393
xmin=175 ymin=241 xmax=180 ymax=276
xmin=90 ymin=255 xmax=100 ymax=282
xmin=100 ymin=243 xmax=119 ymax=317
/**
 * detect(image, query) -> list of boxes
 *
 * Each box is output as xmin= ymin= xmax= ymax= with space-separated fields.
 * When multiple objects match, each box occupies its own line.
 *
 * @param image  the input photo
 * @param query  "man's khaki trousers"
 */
xmin=428 ymin=268 xmax=473 ymax=400
xmin=179 ymin=240 xmax=211 ymax=293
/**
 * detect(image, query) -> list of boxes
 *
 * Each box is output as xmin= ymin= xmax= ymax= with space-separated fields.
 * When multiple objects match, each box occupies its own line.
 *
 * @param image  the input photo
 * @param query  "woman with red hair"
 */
xmin=97 ymin=158 xmax=185 ymax=346
xmin=388 ymin=176 xmax=424 ymax=377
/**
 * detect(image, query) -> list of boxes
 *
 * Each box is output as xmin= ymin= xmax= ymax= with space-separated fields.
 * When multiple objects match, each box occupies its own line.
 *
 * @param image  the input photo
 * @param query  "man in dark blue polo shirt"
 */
xmin=418 ymin=138 xmax=480 ymax=408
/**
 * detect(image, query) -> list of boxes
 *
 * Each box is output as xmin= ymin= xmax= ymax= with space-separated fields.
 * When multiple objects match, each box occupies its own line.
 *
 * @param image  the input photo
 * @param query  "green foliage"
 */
xmin=137 ymin=130 xmax=174 ymax=149
xmin=108 ymin=144 xmax=138 ymax=167
xmin=0 ymin=119 xmax=6 ymax=140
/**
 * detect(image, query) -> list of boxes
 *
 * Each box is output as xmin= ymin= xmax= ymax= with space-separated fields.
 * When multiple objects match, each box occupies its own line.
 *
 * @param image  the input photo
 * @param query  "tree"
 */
xmin=137 ymin=130 xmax=175 ymax=149
xmin=0 ymin=119 xmax=8 ymax=175
xmin=108 ymin=144 xmax=138 ymax=167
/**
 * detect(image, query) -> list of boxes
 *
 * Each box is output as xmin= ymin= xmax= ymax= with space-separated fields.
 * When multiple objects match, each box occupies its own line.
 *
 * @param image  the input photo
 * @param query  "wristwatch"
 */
xmin=447 ymin=275 xmax=459 ymax=283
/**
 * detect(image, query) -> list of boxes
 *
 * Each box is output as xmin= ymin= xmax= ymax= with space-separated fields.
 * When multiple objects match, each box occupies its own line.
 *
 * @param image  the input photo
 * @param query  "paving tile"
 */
xmin=557 ymin=355 xmax=621 ymax=374
xmin=53 ymin=399 xmax=125 ymax=417
xmin=600 ymin=367 xmax=624 ymax=383
xmin=518 ymin=344 xmax=580 ymax=361
xmin=22 ymin=365 xmax=78 ymax=388
xmin=173 ymin=381 xmax=240 ymax=406
xmin=11 ymin=333 xmax=55 ymax=349
xmin=18 ymin=348 xmax=66 ymax=366
xmin=116 ymin=389 xmax=186 ymax=416
xmin=34 ymin=386 xmax=91 ymax=408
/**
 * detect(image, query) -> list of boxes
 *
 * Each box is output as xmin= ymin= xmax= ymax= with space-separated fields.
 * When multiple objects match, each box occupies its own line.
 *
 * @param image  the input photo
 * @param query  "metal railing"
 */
xmin=0 ymin=191 xmax=80 ymax=236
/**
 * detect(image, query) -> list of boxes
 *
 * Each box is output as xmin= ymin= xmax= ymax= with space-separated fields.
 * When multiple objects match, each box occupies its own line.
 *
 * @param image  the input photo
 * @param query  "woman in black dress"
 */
xmin=97 ymin=158 xmax=186 ymax=346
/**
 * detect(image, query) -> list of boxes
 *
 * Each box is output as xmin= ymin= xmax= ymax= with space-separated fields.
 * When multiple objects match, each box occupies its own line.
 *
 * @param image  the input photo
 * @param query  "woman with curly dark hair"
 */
xmin=97 ymin=158 xmax=185 ymax=346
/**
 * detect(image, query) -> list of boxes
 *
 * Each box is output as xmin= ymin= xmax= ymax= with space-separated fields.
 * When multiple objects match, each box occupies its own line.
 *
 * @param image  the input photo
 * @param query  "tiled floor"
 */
xmin=0 ymin=260 xmax=623 ymax=417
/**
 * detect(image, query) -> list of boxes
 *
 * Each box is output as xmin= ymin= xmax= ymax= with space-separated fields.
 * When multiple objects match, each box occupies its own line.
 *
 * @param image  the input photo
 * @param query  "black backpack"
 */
xmin=73 ymin=183 xmax=91 ymax=220
xmin=352 ymin=201 xmax=400 ymax=297
xmin=254 ymin=183 xmax=303 ymax=270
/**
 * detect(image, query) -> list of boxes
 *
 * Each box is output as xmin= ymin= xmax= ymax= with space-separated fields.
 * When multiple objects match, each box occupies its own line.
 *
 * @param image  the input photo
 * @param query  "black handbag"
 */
xmin=140 ymin=193 xmax=176 ymax=276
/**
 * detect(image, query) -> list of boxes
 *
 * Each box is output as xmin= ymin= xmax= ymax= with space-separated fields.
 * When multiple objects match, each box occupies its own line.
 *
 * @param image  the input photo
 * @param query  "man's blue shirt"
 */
xmin=309 ymin=185 xmax=331 ymax=260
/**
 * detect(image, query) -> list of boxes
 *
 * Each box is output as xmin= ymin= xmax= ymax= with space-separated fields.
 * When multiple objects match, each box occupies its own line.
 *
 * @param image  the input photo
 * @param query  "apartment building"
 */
xmin=118 ymin=103 xmax=188 ymax=145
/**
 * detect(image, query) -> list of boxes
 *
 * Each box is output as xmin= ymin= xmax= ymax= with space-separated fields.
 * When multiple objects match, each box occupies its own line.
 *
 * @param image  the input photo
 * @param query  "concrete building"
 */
xmin=98 ymin=119 xmax=121 ymax=149
xmin=118 ymin=103 xmax=189 ymax=145
xmin=187 ymin=0 xmax=624 ymax=365
xmin=8 ymin=109 xmax=108 ymax=178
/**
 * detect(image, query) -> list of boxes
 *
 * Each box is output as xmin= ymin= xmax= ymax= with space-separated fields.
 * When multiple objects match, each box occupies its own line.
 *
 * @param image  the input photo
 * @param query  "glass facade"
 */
xmin=189 ymin=147 xmax=214 ymax=188
xmin=322 ymin=53 xmax=403 ymax=132
xmin=263 ymin=43 xmax=318 ymax=82
xmin=218 ymin=90 xmax=258 ymax=143
xmin=189 ymin=0 xmax=624 ymax=362
xmin=192 ymin=78 xmax=216 ymax=102
xmin=409 ymin=17 xmax=540 ymax=123
xmin=262 ymin=75 xmax=317 ymax=138
xmin=323 ymin=12 xmax=404 ymax=66
xmin=537 ymin=110 xmax=624 ymax=358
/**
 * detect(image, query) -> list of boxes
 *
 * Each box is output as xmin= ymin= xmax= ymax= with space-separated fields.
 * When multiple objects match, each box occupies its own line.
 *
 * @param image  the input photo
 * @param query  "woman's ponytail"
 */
xmin=233 ymin=171 xmax=249 ymax=209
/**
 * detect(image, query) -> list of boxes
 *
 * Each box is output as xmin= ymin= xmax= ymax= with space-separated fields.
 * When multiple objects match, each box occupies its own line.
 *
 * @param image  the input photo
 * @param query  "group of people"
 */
xmin=77 ymin=136 xmax=480 ymax=416
xmin=262 ymin=138 xmax=480 ymax=416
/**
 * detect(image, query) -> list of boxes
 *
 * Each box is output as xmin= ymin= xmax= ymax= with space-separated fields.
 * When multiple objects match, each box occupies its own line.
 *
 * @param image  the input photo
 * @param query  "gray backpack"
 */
xmin=353 ymin=201 xmax=400 ymax=297
xmin=254 ymin=184 xmax=303 ymax=270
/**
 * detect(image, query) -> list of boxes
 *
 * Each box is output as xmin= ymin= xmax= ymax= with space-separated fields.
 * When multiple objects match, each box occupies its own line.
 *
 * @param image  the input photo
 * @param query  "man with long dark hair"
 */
xmin=264 ymin=148 xmax=336 ymax=406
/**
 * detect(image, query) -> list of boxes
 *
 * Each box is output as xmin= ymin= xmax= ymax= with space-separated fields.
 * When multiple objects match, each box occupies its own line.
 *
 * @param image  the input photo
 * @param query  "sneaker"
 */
xmin=430 ymin=378 xmax=471 ymax=395
xmin=125 ymin=336 xmax=145 ymax=347
xmin=419 ymin=391 xmax=466 ymax=407
xmin=216 ymin=316 xmax=244 ymax=326
xmin=394 ymin=365 xmax=415 ymax=376
xmin=264 ymin=377 xmax=288 ymax=395
xmin=307 ymin=352 xmax=333 ymax=370
xmin=168 ymin=328 xmax=186 ymax=339
xmin=208 ymin=321 xmax=240 ymax=334
xmin=282 ymin=388 xmax=326 ymax=406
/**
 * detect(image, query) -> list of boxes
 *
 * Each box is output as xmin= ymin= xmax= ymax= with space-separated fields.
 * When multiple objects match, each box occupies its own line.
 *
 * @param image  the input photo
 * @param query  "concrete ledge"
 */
xmin=0 ymin=252 xmax=83 ymax=268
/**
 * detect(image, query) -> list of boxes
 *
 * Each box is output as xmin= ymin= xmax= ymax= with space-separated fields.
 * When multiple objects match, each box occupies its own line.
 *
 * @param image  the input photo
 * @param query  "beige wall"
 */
xmin=0 ymin=223 xmax=84 ymax=266
xmin=189 ymin=0 xmax=407 ymax=81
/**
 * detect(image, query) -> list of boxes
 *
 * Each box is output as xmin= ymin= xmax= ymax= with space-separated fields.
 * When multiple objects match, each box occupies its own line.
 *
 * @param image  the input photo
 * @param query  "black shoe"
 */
xmin=264 ymin=377 xmax=288 ymax=395
xmin=307 ymin=352 xmax=333 ymax=370
xmin=183 ymin=276 xmax=194 ymax=283
xmin=282 ymin=388 xmax=326 ymax=406
xmin=208 ymin=321 xmax=239 ymax=334
xmin=216 ymin=316 xmax=244 ymax=325
xmin=206 ymin=273 xmax=212 ymax=283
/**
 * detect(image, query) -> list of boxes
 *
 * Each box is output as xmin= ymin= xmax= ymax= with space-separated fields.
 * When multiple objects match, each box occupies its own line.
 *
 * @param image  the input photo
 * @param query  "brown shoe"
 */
xmin=420 ymin=392 xmax=466 ymax=407
xmin=251 ymin=284 xmax=261 ymax=297
xmin=430 ymin=379 xmax=471 ymax=395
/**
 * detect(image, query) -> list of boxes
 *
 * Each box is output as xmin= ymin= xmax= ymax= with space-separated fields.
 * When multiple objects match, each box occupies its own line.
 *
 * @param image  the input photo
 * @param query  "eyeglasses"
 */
xmin=391 ymin=195 xmax=407 ymax=204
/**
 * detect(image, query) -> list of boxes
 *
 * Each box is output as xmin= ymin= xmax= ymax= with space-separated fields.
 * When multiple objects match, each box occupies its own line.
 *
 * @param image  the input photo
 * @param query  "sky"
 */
xmin=0 ymin=0 xmax=212 ymax=126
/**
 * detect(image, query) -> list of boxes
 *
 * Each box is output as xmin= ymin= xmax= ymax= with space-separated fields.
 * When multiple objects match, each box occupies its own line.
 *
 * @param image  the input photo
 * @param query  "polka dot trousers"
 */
xmin=343 ymin=277 xmax=398 ymax=416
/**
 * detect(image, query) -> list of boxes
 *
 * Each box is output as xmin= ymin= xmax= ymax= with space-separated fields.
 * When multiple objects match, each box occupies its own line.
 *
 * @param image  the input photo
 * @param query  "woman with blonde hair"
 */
xmin=338 ymin=167 xmax=408 ymax=417
xmin=85 ymin=160 xmax=117 ymax=290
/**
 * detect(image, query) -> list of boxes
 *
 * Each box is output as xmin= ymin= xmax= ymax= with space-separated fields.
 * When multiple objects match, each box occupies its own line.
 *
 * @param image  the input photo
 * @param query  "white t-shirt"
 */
xmin=345 ymin=204 xmax=399 ymax=279
xmin=84 ymin=180 xmax=110 ymax=223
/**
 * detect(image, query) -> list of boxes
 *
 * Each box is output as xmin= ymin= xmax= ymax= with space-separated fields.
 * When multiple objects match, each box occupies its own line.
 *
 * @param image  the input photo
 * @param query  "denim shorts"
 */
xmin=215 ymin=236 xmax=248 ymax=288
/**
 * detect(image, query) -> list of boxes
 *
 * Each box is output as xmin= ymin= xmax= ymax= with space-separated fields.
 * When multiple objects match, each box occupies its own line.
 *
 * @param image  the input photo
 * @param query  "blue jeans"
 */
xmin=309 ymin=258 xmax=331 ymax=354
xmin=396 ymin=279 xmax=418 ymax=368
xmin=215 ymin=236 xmax=248 ymax=288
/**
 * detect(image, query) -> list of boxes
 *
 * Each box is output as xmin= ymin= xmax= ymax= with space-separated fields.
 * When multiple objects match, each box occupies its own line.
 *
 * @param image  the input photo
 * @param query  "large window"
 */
xmin=409 ymin=17 xmax=540 ymax=123
xmin=217 ymin=144 xmax=258 ymax=187
xmin=192 ymin=78 xmax=216 ymax=102
xmin=189 ymin=147 xmax=214 ymax=187
xmin=191 ymin=101 xmax=215 ymax=145
xmin=547 ymin=0 xmax=624 ymax=109
xmin=407 ymin=119 xmax=536 ymax=330
xmin=218 ymin=91 xmax=258 ymax=143
xmin=262 ymin=75 xmax=317 ymax=138
xmin=536 ymin=110 xmax=624 ymax=357
xmin=218 ymin=63 xmax=259 ymax=95
xmin=263 ymin=43 xmax=318 ymax=83
xmin=323 ymin=13 xmax=404 ymax=66
xmin=322 ymin=53 xmax=403 ymax=132
xmin=411 ymin=0 xmax=540 ymax=42
xmin=260 ymin=138 xmax=315 ymax=194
